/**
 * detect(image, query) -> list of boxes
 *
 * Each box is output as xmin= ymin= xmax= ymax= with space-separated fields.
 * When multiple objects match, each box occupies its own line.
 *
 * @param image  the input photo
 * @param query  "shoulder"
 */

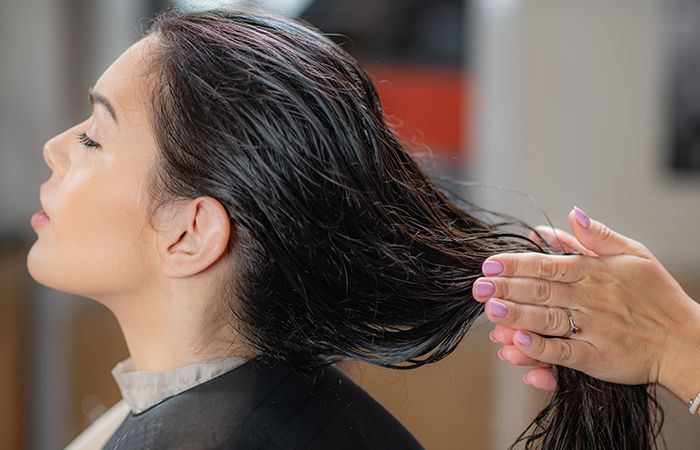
xmin=103 ymin=357 xmax=424 ymax=450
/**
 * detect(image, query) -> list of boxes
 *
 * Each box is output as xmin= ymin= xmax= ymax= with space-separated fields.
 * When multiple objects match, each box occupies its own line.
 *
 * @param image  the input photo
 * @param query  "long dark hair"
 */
xmin=139 ymin=7 xmax=663 ymax=449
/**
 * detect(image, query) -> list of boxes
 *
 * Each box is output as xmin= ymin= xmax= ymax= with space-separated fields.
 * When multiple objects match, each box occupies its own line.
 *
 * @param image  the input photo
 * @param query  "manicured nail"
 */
xmin=515 ymin=330 xmax=532 ymax=346
xmin=487 ymin=299 xmax=508 ymax=318
xmin=475 ymin=281 xmax=495 ymax=297
xmin=497 ymin=348 xmax=506 ymax=360
xmin=522 ymin=374 xmax=531 ymax=384
xmin=482 ymin=260 xmax=504 ymax=276
xmin=573 ymin=206 xmax=591 ymax=229
xmin=489 ymin=329 xmax=497 ymax=343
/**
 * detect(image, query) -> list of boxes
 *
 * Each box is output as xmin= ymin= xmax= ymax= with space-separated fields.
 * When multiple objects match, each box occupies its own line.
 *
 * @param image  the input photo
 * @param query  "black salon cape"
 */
xmin=102 ymin=356 xmax=424 ymax=449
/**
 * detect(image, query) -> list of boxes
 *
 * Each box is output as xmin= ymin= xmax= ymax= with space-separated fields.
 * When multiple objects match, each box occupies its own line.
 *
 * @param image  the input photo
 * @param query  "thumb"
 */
xmin=567 ymin=206 xmax=649 ymax=258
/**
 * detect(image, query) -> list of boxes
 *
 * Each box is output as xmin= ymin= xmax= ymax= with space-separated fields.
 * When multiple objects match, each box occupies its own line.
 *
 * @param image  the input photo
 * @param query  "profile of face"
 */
xmin=27 ymin=36 xmax=160 ymax=301
xmin=27 ymin=35 xmax=231 ymax=305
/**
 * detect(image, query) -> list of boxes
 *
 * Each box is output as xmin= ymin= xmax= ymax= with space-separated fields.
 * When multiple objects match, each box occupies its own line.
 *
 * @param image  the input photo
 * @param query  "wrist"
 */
xmin=657 ymin=296 xmax=700 ymax=412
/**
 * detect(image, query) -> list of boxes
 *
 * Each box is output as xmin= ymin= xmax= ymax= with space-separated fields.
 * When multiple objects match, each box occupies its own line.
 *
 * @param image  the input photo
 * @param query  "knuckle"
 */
xmin=534 ymin=279 xmax=552 ymax=303
xmin=537 ymin=257 xmax=558 ymax=279
xmin=598 ymin=224 xmax=615 ymax=243
xmin=497 ymin=280 xmax=511 ymax=299
xmin=544 ymin=307 xmax=564 ymax=334
xmin=505 ymin=255 xmax=518 ymax=276
xmin=558 ymin=340 xmax=575 ymax=363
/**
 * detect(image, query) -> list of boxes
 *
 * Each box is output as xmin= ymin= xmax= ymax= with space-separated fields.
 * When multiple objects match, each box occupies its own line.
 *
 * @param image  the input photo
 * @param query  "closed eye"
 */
xmin=75 ymin=131 xmax=101 ymax=150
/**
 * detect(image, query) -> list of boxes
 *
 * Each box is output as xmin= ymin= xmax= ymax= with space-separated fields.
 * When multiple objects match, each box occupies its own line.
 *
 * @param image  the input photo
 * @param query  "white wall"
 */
xmin=472 ymin=0 xmax=700 ymax=448
xmin=473 ymin=0 xmax=700 ymax=278
xmin=0 ymin=0 xmax=63 ymax=236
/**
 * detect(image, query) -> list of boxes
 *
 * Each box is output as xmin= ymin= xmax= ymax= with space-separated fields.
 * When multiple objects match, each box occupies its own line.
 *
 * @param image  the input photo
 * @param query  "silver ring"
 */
xmin=562 ymin=308 xmax=580 ymax=338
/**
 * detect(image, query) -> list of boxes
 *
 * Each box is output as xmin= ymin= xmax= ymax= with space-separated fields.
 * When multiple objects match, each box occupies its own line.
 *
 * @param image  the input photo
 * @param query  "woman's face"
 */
xmin=27 ymin=36 xmax=162 ymax=300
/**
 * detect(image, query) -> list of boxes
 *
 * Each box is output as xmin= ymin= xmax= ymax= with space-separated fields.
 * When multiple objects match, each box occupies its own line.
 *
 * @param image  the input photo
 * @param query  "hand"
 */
xmin=487 ymin=223 xmax=592 ymax=391
xmin=487 ymin=221 xmax=596 ymax=391
xmin=473 ymin=207 xmax=700 ymax=404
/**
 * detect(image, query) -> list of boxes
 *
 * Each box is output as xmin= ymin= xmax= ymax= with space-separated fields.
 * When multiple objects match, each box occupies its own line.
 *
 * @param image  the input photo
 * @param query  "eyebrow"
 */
xmin=88 ymin=86 xmax=118 ymax=125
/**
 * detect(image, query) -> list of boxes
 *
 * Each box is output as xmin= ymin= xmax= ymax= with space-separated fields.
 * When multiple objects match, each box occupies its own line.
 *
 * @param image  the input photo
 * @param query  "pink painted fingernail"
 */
xmin=515 ymin=331 xmax=532 ymax=346
xmin=497 ymin=348 xmax=506 ymax=360
xmin=573 ymin=206 xmax=591 ymax=229
xmin=475 ymin=281 xmax=495 ymax=297
xmin=482 ymin=260 xmax=504 ymax=276
xmin=522 ymin=374 xmax=531 ymax=384
xmin=487 ymin=299 xmax=508 ymax=317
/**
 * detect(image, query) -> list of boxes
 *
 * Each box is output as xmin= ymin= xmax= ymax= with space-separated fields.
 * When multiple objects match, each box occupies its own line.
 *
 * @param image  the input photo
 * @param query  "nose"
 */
xmin=42 ymin=124 xmax=77 ymax=175
xmin=42 ymin=142 xmax=54 ymax=171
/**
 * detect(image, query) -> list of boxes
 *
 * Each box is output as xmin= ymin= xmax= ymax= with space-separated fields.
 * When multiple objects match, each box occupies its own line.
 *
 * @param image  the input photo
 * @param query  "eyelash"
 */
xmin=75 ymin=131 xmax=101 ymax=150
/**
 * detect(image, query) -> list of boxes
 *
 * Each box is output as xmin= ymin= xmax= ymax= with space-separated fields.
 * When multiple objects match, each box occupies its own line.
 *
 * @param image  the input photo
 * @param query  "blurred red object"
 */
xmin=364 ymin=64 xmax=468 ymax=159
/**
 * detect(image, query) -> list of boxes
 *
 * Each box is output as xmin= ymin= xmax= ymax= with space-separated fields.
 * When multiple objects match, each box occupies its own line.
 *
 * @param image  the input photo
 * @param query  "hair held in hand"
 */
xmin=139 ymin=7 xmax=664 ymax=449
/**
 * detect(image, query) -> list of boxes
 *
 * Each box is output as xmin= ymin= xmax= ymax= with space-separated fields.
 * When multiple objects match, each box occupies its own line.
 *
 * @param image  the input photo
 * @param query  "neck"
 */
xmin=103 ymin=281 xmax=253 ymax=372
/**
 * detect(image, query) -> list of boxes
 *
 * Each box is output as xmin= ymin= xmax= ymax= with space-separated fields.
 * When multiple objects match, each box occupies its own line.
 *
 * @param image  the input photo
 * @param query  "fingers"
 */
xmin=489 ymin=326 xmax=557 ymax=391
xmin=532 ymin=226 xmax=598 ymax=257
xmin=482 ymin=298 xmax=576 ymax=337
xmin=511 ymin=329 xmax=592 ymax=368
xmin=473 ymin=276 xmax=574 ymax=307
xmin=496 ymin=344 xmax=551 ymax=367
xmin=481 ymin=253 xmax=594 ymax=283
xmin=490 ymin=323 xmax=516 ymax=344
xmin=523 ymin=367 xmax=557 ymax=391
xmin=568 ymin=206 xmax=650 ymax=258
xmin=490 ymin=326 xmax=550 ymax=366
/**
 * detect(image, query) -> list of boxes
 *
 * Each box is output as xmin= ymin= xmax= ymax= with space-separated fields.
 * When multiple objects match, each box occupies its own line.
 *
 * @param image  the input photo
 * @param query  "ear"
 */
xmin=159 ymin=196 xmax=232 ymax=278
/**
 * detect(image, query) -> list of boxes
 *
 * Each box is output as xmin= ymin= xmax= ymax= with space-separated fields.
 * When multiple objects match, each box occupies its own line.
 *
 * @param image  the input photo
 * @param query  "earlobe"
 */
xmin=161 ymin=196 xmax=231 ymax=278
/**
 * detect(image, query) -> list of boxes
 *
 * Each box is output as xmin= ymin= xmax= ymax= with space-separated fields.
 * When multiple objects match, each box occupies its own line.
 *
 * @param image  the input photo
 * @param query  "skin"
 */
xmin=472 ymin=207 xmax=700 ymax=413
xmin=27 ymin=35 xmax=255 ymax=372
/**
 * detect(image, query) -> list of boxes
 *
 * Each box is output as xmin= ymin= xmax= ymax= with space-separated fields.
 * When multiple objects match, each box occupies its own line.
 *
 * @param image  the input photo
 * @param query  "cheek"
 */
xmin=27 ymin=169 xmax=154 ymax=298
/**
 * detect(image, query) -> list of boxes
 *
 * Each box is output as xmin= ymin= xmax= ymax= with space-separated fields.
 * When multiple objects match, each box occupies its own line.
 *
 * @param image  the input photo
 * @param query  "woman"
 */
xmin=29 ymin=7 xmax=661 ymax=450
xmin=475 ymin=206 xmax=700 ymax=416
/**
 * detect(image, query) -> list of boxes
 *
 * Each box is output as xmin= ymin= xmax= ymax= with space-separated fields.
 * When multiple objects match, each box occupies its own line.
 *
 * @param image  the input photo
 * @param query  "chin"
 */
xmin=25 ymin=240 xmax=47 ymax=285
xmin=25 ymin=241 xmax=131 ymax=304
xmin=25 ymin=244 xmax=80 ymax=296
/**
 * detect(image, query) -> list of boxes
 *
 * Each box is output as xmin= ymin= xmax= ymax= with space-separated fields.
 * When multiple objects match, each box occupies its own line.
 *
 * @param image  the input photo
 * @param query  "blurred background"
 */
xmin=1 ymin=0 xmax=699 ymax=448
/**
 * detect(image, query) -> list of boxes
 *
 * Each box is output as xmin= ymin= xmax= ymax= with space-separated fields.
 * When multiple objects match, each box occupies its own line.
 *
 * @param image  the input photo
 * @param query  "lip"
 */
xmin=34 ymin=186 xmax=52 ymax=229
xmin=31 ymin=210 xmax=50 ymax=228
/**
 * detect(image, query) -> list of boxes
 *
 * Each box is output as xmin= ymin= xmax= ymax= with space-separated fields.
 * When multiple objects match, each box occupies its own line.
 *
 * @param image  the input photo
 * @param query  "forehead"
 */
xmin=92 ymin=36 xmax=158 ymax=126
